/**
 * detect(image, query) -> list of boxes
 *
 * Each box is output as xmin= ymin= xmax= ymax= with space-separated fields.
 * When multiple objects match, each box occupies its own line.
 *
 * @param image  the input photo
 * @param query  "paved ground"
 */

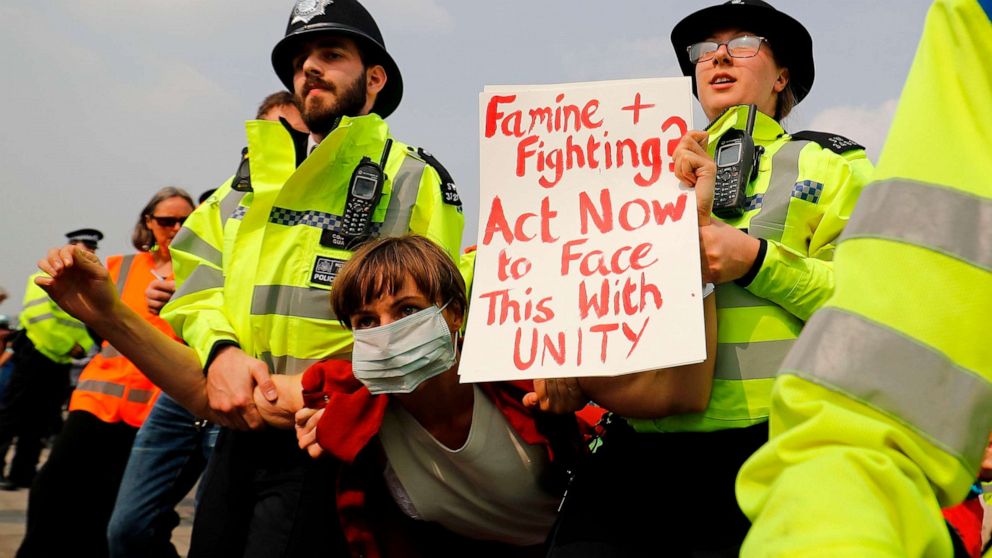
xmin=0 ymin=448 xmax=195 ymax=557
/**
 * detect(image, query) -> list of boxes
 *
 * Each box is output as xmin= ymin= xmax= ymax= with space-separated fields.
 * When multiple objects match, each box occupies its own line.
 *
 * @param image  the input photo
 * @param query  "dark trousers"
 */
xmin=0 ymin=337 xmax=70 ymax=484
xmin=17 ymin=410 xmax=137 ymax=558
xmin=188 ymin=427 xmax=348 ymax=558
xmin=546 ymin=419 xmax=769 ymax=558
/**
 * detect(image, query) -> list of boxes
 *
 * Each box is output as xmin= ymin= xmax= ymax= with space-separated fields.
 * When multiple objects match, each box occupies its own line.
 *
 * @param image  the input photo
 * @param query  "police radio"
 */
xmin=712 ymin=104 xmax=764 ymax=219
xmin=321 ymin=139 xmax=393 ymax=249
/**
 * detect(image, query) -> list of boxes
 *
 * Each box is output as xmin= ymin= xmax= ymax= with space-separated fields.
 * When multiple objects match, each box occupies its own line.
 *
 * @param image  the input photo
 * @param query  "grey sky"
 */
xmin=0 ymin=0 xmax=931 ymax=314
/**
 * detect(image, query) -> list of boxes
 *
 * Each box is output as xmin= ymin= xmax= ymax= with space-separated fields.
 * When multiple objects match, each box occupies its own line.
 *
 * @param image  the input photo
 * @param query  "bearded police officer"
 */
xmin=161 ymin=1 xmax=463 ymax=556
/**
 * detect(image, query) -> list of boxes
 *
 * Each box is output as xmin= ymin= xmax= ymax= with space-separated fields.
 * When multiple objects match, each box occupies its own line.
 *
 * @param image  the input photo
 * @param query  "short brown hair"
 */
xmin=131 ymin=186 xmax=194 ymax=251
xmin=331 ymin=235 xmax=466 ymax=330
xmin=256 ymin=91 xmax=300 ymax=120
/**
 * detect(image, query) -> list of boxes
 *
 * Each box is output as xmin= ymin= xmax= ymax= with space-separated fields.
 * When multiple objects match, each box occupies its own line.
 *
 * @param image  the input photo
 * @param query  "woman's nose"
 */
xmin=712 ymin=43 xmax=732 ymax=65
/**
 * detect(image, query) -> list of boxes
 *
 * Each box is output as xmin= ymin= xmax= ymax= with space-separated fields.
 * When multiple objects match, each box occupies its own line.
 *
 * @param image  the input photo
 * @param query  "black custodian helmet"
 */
xmin=271 ymin=0 xmax=404 ymax=118
xmin=671 ymin=0 xmax=815 ymax=104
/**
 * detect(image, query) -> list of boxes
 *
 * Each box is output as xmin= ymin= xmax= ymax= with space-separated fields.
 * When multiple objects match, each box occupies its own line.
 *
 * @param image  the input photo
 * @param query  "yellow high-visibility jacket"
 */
xmin=18 ymin=273 xmax=94 ymax=364
xmin=634 ymin=106 xmax=872 ymax=433
xmin=737 ymin=1 xmax=992 ymax=556
xmin=162 ymin=115 xmax=464 ymax=374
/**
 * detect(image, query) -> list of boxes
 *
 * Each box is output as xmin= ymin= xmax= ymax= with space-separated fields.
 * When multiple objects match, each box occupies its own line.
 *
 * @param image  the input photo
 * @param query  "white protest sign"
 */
xmin=460 ymin=77 xmax=704 ymax=382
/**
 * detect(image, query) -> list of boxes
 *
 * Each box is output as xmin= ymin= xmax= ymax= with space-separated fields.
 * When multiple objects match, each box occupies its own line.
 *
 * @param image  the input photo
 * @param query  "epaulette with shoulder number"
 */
xmin=407 ymin=146 xmax=462 ymax=208
xmin=790 ymin=130 xmax=865 ymax=155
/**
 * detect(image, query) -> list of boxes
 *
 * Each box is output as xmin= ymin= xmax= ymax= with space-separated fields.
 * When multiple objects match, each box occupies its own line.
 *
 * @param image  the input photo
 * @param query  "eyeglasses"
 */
xmin=688 ymin=35 xmax=767 ymax=64
xmin=149 ymin=216 xmax=187 ymax=228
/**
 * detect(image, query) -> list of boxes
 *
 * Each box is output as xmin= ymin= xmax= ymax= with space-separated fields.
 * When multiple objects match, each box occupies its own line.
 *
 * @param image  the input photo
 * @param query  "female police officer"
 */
xmin=542 ymin=1 xmax=873 ymax=556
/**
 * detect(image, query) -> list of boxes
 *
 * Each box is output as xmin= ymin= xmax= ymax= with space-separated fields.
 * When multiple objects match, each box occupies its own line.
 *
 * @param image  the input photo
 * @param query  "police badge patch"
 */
xmin=291 ymin=0 xmax=334 ymax=25
xmin=311 ymin=256 xmax=345 ymax=287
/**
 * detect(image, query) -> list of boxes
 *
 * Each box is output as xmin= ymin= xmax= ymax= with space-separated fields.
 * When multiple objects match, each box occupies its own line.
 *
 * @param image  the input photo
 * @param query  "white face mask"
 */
xmin=351 ymin=302 xmax=457 ymax=395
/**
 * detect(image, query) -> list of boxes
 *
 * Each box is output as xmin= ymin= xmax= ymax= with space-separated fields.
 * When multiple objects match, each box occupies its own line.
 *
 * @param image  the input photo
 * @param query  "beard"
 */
xmin=300 ymin=70 xmax=369 ymax=136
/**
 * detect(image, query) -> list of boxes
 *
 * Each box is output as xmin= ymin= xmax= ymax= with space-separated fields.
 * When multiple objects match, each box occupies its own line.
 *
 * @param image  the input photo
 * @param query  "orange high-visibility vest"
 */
xmin=69 ymin=253 xmax=178 ymax=427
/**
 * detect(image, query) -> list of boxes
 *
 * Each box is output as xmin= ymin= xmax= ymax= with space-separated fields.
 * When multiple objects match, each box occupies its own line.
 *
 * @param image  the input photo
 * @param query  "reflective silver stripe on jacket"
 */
xmin=713 ymin=283 xmax=796 ymax=381
xmin=259 ymin=353 xmax=329 ymax=376
xmin=173 ymin=266 xmax=224 ymax=300
xmin=27 ymin=313 xmax=86 ymax=329
xmin=115 ymin=254 xmax=135 ymax=292
xmin=748 ymin=140 xmax=809 ymax=242
xmin=76 ymin=379 xmax=126 ymax=398
xmin=378 ymin=156 xmax=427 ymax=237
xmin=710 ymin=141 xmax=808 ymax=382
xmin=715 ymin=339 xmax=795 ymax=380
xmin=841 ymin=179 xmax=992 ymax=271
xmin=220 ymin=190 xmax=249 ymax=227
xmin=101 ymin=345 xmax=122 ymax=358
xmin=126 ymin=389 xmax=156 ymax=403
xmin=23 ymin=297 xmax=48 ymax=309
xmin=786 ymin=307 xmax=992 ymax=466
xmin=170 ymin=228 xmax=223 ymax=268
xmin=250 ymin=286 xmax=335 ymax=321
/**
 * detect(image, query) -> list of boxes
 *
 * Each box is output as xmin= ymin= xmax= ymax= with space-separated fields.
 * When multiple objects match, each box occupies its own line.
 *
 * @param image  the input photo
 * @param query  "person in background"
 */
xmin=255 ymin=90 xmax=308 ymax=131
xmin=540 ymin=1 xmax=872 ymax=556
xmin=16 ymin=188 xmax=194 ymax=558
xmin=0 ymin=229 xmax=101 ymax=491
xmin=0 ymin=315 xmax=17 ymax=483
xmin=735 ymin=1 xmax=992 ymax=556
xmin=0 ymin=315 xmax=16 ymax=396
xmin=107 ymin=93 xmax=309 ymax=558
xmin=197 ymin=189 xmax=216 ymax=205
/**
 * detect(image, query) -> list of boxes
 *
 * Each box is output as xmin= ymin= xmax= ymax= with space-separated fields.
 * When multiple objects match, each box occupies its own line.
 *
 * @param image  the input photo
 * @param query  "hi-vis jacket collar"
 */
xmin=707 ymin=105 xmax=785 ymax=143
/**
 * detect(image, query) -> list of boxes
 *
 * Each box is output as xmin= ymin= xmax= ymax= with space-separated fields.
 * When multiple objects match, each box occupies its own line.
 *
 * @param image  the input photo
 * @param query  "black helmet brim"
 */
xmin=671 ymin=1 xmax=814 ymax=105
xmin=271 ymin=24 xmax=404 ymax=119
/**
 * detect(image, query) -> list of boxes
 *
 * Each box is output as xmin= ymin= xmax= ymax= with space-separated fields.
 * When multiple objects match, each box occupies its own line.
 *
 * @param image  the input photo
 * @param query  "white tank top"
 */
xmin=378 ymin=386 xmax=560 ymax=546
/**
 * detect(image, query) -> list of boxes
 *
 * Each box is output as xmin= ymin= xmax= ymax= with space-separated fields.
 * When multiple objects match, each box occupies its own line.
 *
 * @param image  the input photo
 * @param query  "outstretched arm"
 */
xmin=37 ymin=245 xmax=215 ymax=420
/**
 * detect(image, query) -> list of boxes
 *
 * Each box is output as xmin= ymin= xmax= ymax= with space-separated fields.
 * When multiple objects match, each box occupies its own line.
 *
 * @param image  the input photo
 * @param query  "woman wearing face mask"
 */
xmin=19 ymin=187 xmax=195 ymax=558
xmin=289 ymin=235 xmax=587 ymax=557
xmin=538 ymin=2 xmax=874 ymax=557
xmin=290 ymin=232 xmax=714 ymax=557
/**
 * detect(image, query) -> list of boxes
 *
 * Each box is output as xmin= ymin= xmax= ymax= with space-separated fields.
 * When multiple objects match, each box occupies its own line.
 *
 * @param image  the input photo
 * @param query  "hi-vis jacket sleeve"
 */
xmin=161 ymin=182 xmax=238 ymax=367
xmin=408 ymin=162 xmax=464 ymax=261
xmin=746 ymin=147 xmax=873 ymax=322
xmin=22 ymin=274 xmax=95 ymax=363
xmin=737 ymin=2 xmax=992 ymax=557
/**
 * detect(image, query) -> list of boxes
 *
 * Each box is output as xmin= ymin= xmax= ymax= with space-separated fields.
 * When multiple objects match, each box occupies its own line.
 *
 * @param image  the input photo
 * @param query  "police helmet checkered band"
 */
xmin=292 ymin=0 xmax=334 ymax=25
xmin=65 ymin=228 xmax=104 ymax=247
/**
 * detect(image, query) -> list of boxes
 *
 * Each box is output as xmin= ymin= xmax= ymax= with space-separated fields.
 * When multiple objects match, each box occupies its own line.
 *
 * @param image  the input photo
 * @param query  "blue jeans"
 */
xmin=106 ymin=392 xmax=219 ymax=558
